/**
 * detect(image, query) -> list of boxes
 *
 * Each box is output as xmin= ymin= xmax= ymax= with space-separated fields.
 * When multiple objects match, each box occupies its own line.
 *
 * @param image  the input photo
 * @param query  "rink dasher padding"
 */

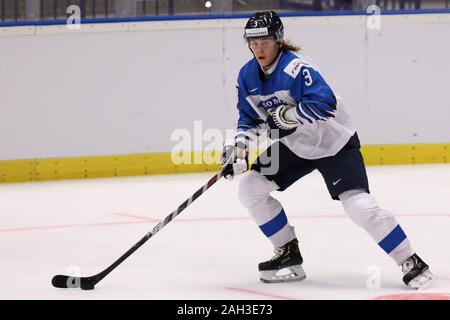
xmin=0 ymin=143 xmax=448 ymax=183
xmin=1 ymin=13 xmax=449 ymax=168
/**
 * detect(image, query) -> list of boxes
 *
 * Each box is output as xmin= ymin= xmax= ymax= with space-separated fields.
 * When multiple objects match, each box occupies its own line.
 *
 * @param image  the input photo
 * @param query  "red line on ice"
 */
xmin=113 ymin=212 xmax=160 ymax=222
xmin=373 ymin=292 xmax=450 ymax=300
xmin=0 ymin=220 xmax=145 ymax=232
xmin=224 ymin=286 xmax=299 ymax=300
xmin=437 ymin=275 xmax=450 ymax=282
xmin=1 ymin=212 xmax=449 ymax=233
xmin=114 ymin=212 xmax=450 ymax=222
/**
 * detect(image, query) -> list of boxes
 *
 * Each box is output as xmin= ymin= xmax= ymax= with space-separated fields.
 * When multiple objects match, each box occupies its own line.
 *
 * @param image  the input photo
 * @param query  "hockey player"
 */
xmin=220 ymin=11 xmax=433 ymax=289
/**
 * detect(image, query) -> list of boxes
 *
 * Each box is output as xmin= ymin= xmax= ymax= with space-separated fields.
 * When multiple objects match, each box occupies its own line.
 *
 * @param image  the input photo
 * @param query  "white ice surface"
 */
xmin=1 ymin=164 xmax=449 ymax=300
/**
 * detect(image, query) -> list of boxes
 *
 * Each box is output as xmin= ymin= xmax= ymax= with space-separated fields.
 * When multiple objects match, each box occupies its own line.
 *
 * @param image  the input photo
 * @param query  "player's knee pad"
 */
xmin=339 ymin=189 xmax=379 ymax=227
xmin=238 ymin=171 xmax=279 ymax=210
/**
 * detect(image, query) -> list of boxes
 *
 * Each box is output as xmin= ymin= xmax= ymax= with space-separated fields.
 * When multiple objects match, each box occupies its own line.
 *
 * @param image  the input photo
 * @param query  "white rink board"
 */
xmin=0 ymin=14 xmax=449 ymax=160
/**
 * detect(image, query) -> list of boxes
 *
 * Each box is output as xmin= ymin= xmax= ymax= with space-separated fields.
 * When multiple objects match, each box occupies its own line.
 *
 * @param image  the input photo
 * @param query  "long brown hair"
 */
xmin=280 ymin=39 xmax=301 ymax=52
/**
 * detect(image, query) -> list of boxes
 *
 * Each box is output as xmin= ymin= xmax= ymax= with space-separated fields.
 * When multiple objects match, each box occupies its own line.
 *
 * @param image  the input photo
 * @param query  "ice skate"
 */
xmin=259 ymin=238 xmax=306 ymax=283
xmin=402 ymin=253 xmax=434 ymax=290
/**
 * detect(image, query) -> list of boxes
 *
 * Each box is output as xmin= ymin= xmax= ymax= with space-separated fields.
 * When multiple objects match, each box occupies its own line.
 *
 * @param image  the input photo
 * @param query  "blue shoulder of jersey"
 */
xmin=277 ymin=51 xmax=338 ymax=124
xmin=236 ymin=58 xmax=261 ymax=132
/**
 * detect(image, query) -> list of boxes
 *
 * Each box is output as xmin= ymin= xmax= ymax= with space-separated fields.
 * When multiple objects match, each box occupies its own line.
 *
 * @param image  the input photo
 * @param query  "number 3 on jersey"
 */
xmin=303 ymin=68 xmax=313 ymax=86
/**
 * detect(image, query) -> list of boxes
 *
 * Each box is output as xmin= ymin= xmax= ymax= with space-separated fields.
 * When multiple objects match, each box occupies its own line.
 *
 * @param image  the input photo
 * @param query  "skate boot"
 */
xmin=402 ymin=253 xmax=434 ymax=290
xmin=259 ymin=238 xmax=306 ymax=283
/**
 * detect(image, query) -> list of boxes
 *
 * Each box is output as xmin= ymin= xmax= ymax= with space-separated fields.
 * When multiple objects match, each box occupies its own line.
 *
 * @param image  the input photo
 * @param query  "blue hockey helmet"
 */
xmin=244 ymin=11 xmax=284 ymax=42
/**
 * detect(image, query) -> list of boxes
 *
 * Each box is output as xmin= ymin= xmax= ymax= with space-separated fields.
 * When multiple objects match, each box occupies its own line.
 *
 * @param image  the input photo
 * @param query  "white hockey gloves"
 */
xmin=220 ymin=139 xmax=248 ymax=180
xmin=267 ymin=105 xmax=299 ymax=139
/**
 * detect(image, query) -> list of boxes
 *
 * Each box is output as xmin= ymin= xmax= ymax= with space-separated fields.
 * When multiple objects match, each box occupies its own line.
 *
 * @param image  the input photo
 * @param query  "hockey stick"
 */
xmin=51 ymin=169 xmax=224 ymax=290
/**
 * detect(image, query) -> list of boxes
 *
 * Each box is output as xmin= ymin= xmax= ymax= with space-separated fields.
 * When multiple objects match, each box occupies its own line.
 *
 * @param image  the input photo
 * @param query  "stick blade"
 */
xmin=52 ymin=275 xmax=78 ymax=288
xmin=52 ymin=275 xmax=96 ymax=290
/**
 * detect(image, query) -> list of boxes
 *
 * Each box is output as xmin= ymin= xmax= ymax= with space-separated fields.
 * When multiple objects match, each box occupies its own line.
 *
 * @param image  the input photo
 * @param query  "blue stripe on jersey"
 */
xmin=259 ymin=209 xmax=288 ymax=238
xmin=311 ymin=101 xmax=336 ymax=112
xmin=378 ymin=225 xmax=407 ymax=254
xmin=307 ymin=103 xmax=335 ymax=119
xmin=295 ymin=105 xmax=313 ymax=123
xmin=305 ymin=101 xmax=336 ymax=117
xmin=305 ymin=104 xmax=327 ymax=120
xmin=300 ymin=103 xmax=322 ymax=120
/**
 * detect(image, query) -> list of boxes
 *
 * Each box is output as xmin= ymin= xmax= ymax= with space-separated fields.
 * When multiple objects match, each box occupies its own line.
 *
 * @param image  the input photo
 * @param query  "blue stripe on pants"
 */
xmin=259 ymin=209 xmax=288 ymax=238
xmin=378 ymin=224 xmax=407 ymax=254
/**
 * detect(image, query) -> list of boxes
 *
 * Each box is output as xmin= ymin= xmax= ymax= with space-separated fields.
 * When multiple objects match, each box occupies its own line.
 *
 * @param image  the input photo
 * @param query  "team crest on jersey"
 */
xmin=258 ymin=96 xmax=286 ymax=111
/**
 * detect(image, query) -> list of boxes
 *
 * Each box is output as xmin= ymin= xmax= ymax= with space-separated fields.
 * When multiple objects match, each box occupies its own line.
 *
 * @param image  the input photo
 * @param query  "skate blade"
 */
xmin=409 ymin=270 xmax=435 ymax=290
xmin=260 ymin=265 xmax=306 ymax=283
